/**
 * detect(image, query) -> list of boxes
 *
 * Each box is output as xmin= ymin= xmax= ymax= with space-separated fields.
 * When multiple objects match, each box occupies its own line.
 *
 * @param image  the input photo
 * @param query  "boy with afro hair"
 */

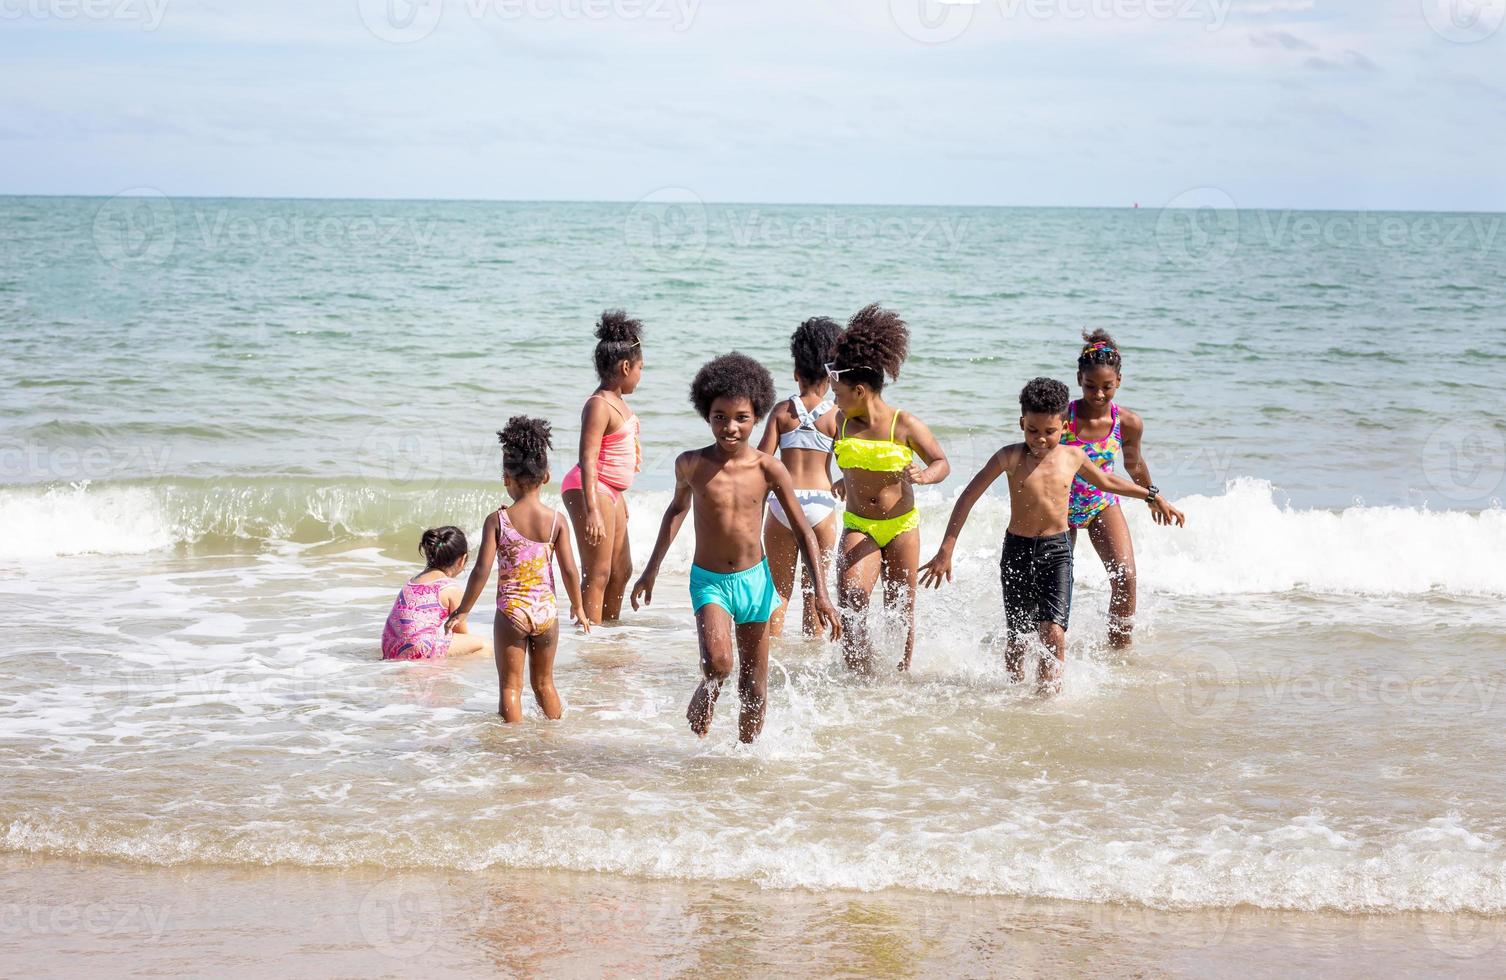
xmin=920 ymin=378 xmax=1184 ymax=694
xmin=633 ymin=352 xmax=841 ymax=743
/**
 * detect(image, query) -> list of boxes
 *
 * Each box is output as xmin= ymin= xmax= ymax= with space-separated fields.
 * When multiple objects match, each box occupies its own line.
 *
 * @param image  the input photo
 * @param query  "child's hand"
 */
xmin=901 ymin=462 xmax=926 ymax=486
xmin=832 ymin=478 xmax=846 ymax=502
xmin=443 ymin=610 xmax=463 ymax=634
xmin=571 ymin=605 xmax=592 ymax=634
xmin=1151 ymin=498 xmax=1185 ymax=527
xmin=919 ymin=550 xmax=953 ymax=589
xmin=630 ymin=573 xmax=655 ymax=611
xmin=814 ymin=597 xmax=843 ymax=642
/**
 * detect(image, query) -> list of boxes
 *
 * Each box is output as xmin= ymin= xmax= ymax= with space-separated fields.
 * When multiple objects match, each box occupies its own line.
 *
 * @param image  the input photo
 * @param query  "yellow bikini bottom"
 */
xmin=842 ymin=508 xmax=920 ymax=548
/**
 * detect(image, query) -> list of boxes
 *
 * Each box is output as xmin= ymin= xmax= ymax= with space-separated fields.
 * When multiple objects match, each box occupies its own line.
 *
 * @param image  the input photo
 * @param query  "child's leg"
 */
xmin=601 ymin=492 xmax=633 ymax=623
xmin=1086 ymin=506 xmax=1137 ymax=648
xmin=563 ymin=487 xmax=618 ymax=624
xmin=688 ymin=604 xmax=736 ymax=737
xmin=999 ymin=536 xmax=1031 ymax=683
xmin=799 ymin=513 xmax=839 ymax=638
xmin=1035 ymin=622 xmax=1066 ymax=694
xmin=880 ymin=528 xmax=921 ymax=671
xmin=734 ymin=621 xmax=771 ymax=743
xmin=526 ymin=620 xmax=563 ymax=720
xmin=762 ymin=513 xmax=800 ymax=639
xmin=495 ymin=617 xmax=529 ymax=722
xmin=447 ymin=632 xmax=490 ymax=657
xmin=836 ymin=530 xmax=882 ymax=673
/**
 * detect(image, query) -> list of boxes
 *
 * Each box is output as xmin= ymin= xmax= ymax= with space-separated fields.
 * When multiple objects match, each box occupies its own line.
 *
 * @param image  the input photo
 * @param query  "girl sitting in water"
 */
xmin=829 ymin=304 xmax=950 ymax=673
xmin=381 ymin=527 xmax=492 ymax=661
xmin=756 ymin=316 xmax=844 ymax=638
xmin=1064 ymin=329 xmax=1169 ymax=648
xmin=447 ymin=416 xmax=590 ymax=722
xmin=562 ymin=310 xmax=644 ymax=624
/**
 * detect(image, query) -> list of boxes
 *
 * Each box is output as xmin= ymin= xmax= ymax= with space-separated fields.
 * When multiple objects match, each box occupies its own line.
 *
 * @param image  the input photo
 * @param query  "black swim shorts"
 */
xmin=1000 ymin=531 xmax=1073 ymax=636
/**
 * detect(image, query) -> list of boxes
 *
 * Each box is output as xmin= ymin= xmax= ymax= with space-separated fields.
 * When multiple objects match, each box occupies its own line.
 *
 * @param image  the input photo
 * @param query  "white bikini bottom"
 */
xmin=767 ymin=489 xmax=839 ymax=531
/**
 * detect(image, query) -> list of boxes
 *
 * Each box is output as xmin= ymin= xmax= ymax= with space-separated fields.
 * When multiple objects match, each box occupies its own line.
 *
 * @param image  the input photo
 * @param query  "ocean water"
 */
xmin=2 ymin=196 xmax=1505 ymax=915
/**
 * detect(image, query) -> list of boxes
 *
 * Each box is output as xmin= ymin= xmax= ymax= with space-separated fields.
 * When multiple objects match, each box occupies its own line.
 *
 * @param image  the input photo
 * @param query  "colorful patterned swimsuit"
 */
xmin=1063 ymin=400 xmax=1122 ymax=529
xmin=495 ymin=507 xmax=559 ymax=637
xmin=381 ymin=575 xmax=455 ymax=660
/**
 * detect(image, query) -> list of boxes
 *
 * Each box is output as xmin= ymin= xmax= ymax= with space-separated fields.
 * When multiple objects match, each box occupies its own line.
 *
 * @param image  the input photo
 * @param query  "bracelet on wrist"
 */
xmin=1145 ymin=484 xmax=1160 ymax=503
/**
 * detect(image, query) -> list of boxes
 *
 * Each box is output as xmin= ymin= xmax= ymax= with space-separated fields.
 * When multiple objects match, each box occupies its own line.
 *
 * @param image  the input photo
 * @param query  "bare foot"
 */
xmin=686 ymin=679 xmax=720 ymax=737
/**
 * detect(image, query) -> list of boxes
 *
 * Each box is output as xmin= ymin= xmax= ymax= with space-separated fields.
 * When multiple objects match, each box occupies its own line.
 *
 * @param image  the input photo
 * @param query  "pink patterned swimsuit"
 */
xmin=496 ymin=508 xmax=559 ymax=637
xmin=381 ymin=575 xmax=455 ymax=661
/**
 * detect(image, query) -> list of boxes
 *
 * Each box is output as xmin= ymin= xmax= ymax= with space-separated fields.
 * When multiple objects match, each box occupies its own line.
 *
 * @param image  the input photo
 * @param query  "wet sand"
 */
xmin=3 ymin=854 xmax=1502 ymax=978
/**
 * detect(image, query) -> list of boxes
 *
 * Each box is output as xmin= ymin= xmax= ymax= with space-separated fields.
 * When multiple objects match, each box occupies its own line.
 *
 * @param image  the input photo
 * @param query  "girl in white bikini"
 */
xmin=756 ymin=317 xmax=844 ymax=638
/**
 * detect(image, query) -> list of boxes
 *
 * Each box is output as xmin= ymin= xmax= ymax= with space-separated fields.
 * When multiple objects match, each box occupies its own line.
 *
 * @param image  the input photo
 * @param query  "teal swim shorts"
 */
xmin=689 ymin=559 xmax=778 ymax=625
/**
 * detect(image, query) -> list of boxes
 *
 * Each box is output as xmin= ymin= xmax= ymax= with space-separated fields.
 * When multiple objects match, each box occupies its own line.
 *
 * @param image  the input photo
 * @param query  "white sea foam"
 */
xmin=4 ymin=477 xmax=1503 ymax=596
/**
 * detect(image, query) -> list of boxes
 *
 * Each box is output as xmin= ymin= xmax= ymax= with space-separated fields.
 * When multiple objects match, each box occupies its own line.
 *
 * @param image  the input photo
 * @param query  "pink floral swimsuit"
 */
xmin=495 ymin=508 xmax=559 ymax=637
xmin=381 ymin=575 xmax=455 ymax=660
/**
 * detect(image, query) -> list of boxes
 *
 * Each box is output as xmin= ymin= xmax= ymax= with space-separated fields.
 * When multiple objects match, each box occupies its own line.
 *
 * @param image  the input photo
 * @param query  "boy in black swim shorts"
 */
xmin=920 ymin=378 xmax=1185 ymax=693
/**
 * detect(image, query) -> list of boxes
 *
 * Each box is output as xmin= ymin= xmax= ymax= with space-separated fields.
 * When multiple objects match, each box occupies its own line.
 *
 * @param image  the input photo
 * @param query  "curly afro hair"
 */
xmin=1078 ymin=328 xmax=1122 ymax=374
xmin=790 ymin=316 xmax=843 ymax=385
xmin=830 ymin=303 xmax=909 ymax=392
xmin=689 ymin=352 xmax=776 ymax=422
xmin=593 ymin=309 xmax=644 ymax=384
xmin=497 ymin=415 xmax=553 ymax=488
xmin=1019 ymin=377 xmax=1070 ymax=417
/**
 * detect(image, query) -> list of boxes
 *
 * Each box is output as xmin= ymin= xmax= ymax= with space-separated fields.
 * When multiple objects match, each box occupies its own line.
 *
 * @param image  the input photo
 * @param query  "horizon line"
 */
xmin=2 ymin=192 xmax=1503 ymax=217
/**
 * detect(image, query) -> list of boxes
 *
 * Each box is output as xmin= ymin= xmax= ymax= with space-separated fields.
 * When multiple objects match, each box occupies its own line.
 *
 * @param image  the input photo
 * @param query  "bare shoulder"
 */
xmin=1118 ymin=407 xmax=1145 ymax=436
xmin=997 ymin=443 xmax=1027 ymax=472
xmin=896 ymin=409 xmax=934 ymax=442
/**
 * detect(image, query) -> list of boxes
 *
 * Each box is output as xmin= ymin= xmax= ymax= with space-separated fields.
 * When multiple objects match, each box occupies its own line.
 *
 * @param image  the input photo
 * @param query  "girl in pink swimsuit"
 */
xmin=561 ymin=310 xmax=645 ymax=625
xmin=448 ymin=416 xmax=591 ymax=722
xmin=380 ymin=527 xmax=491 ymax=661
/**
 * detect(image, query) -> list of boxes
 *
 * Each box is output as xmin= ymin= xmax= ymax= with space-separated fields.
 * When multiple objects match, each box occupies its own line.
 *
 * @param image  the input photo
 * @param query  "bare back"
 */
xmin=764 ymin=396 xmax=837 ymax=491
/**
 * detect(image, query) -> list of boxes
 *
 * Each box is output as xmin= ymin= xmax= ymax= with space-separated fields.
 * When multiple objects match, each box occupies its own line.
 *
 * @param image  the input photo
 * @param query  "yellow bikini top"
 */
xmin=834 ymin=411 xmax=915 ymax=473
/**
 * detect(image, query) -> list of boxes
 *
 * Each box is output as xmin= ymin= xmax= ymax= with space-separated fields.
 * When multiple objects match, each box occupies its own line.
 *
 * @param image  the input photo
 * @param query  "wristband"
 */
xmin=1145 ymin=484 xmax=1160 ymax=503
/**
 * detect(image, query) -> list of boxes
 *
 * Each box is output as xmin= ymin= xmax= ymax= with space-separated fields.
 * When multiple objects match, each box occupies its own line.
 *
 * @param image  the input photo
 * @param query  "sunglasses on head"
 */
xmin=825 ymin=361 xmax=876 ymax=384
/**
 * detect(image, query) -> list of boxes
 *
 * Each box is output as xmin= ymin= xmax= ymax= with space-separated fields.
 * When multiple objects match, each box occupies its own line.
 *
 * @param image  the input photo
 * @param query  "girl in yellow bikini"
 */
xmin=828 ymin=304 xmax=950 ymax=673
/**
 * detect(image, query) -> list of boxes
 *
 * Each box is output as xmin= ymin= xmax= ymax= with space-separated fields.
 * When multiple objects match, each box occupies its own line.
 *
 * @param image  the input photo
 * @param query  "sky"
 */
xmin=2 ymin=0 xmax=1504 ymax=210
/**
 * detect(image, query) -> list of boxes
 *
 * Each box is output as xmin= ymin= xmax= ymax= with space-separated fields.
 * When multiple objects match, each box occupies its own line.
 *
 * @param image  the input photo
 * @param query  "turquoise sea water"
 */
xmin=2 ymin=196 xmax=1505 ymax=916
xmin=2 ymin=196 xmax=1502 ymax=508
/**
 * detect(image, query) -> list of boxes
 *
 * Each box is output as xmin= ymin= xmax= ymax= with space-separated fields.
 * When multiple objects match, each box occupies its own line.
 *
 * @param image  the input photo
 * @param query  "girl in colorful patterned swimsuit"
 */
xmin=447 ymin=416 xmax=591 ymax=722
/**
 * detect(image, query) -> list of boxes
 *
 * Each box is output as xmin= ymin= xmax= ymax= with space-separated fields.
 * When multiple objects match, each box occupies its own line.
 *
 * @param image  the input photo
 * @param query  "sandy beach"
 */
xmin=4 ymin=854 xmax=1503 ymax=977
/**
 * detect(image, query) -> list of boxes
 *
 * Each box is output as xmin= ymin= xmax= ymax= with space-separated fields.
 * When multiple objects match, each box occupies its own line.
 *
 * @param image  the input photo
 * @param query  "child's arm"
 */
xmin=756 ymin=404 xmax=782 ymax=456
xmin=445 ymin=511 xmax=499 ymax=632
xmin=440 ymin=584 xmax=468 ymax=632
xmin=1077 ymin=458 xmax=1185 ymax=527
xmin=552 ymin=510 xmax=592 ymax=632
xmin=766 ymin=458 xmax=842 ymax=641
xmin=629 ymin=453 xmax=695 ymax=610
xmin=1119 ymin=410 xmax=1169 ymax=524
xmin=900 ymin=413 xmax=951 ymax=487
xmin=577 ymin=396 xmax=612 ymax=546
xmin=919 ymin=447 xmax=1011 ymax=588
